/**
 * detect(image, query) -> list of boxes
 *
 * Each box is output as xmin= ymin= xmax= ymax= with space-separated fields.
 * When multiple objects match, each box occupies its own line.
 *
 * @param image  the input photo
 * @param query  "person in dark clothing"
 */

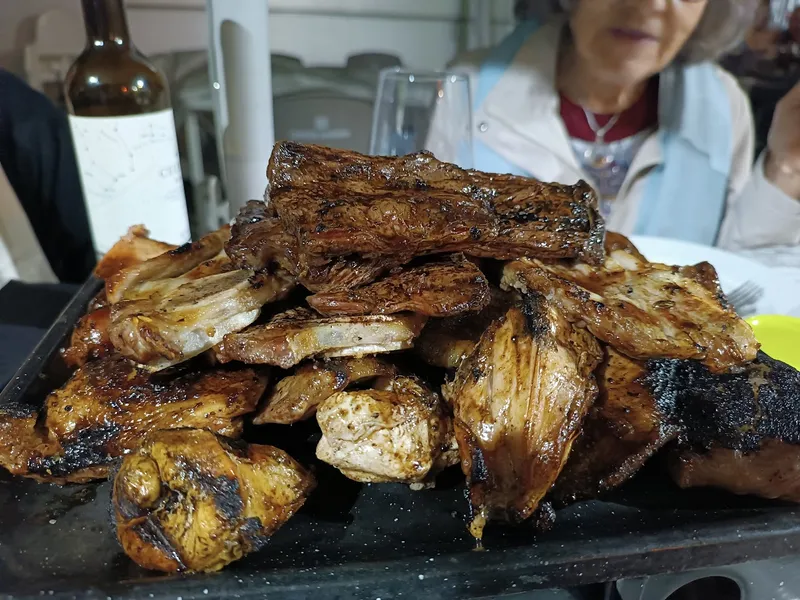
xmin=0 ymin=69 xmax=95 ymax=283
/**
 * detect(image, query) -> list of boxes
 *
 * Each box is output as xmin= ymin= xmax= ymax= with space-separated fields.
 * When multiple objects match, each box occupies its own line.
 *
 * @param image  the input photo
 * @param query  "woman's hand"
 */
xmin=765 ymin=81 xmax=800 ymax=198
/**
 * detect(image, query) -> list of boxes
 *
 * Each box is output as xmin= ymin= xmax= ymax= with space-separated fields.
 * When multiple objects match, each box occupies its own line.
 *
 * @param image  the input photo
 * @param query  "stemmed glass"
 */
xmin=369 ymin=68 xmax=473 ymax=168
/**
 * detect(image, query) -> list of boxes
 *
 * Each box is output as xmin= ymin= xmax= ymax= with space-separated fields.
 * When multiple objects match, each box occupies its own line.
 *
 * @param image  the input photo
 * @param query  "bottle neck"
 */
xmin=81 ymin=0 xmax=132 ymax=49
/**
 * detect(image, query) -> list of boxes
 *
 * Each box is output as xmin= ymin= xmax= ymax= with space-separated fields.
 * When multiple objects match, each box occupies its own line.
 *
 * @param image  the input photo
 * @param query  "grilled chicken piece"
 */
xmin=0 ymin=356 xmax=265 ymax=483
xmin=550 ymin=348 xmax=681 ymax=505
xmin=114 ymin=428 xmax=315 ymax=573
xmin=502 ymin=245 xmax=759 ymax=373
xmin=648 ymin=352 xmax=800 ymax=502
xmin=264 ymin=142 xmax=604 ymax=265
xmin=94 ymin=225 xmax=176 ymax=281
xmin=443 ymin=297 xmax=603 ymax=539
xmin=316 ymin=375 xmax=457 ymax=484
xmin=226 ymin=201 xmax=400 ymax=293
xmin=415 ymin=289 xmax=512 ymax=369
xmin=105 ymin=227 xmax=230 ymax=304
xmin=216 ymin=308 xmax=427 ymax=369
xmin=307 ymin=255 xmax=490 ymax=317
xmin=253 ymin=357 xmax=397 ymax=425
xmin=61 ymin=305 xmax=114 ymax=368
xmin=109 ymin=267 xmax=294 ymax=371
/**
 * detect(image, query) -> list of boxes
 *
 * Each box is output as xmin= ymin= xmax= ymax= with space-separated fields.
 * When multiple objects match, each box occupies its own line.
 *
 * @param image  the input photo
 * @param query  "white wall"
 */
xmin=0 ymin=0 xmax=514 ymax=75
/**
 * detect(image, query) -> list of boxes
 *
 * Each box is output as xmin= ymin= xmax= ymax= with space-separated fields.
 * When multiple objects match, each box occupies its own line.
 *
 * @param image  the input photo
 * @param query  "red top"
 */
xmin=559 ymin=77 xmax=660 ymax=142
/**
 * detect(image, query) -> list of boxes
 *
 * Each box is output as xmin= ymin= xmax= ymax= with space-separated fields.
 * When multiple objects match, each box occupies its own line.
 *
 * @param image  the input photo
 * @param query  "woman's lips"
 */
xmin=609 ymin=27 xmax=658 ymax=42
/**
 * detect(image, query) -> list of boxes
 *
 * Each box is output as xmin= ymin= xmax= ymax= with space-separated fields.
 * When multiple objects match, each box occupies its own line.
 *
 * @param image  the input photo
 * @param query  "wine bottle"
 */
xmin=64 ymin=0 xmax=191 ymax=256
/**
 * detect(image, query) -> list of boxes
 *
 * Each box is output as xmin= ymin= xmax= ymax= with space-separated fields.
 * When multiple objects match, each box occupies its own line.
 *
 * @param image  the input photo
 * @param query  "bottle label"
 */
xmin=69 ymin=109 xmax=191 ymax=255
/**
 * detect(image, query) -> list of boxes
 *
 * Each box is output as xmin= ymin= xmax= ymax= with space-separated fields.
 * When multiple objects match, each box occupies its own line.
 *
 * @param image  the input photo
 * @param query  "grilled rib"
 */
xmin=316 ymin=375 xmax=458 ymax=484
xmin=307 ymin=255 xmax=491 ymax=317
xmin=113 ymin=428 xmax=315 ymax=573
xmin=216 ymin=308 xmax=427 ymax=369
xmin=443 ymin=297 xmax=602 ymax=539
xmin=253 ymin=356 xmax=397 ymax=425
xmin=61 ymin=305 xmax=114 ymax=368
xmin=93 ymin=225 xmax=175 ymax=281
xmin=0 ymin=356 xmax=266 ymax=483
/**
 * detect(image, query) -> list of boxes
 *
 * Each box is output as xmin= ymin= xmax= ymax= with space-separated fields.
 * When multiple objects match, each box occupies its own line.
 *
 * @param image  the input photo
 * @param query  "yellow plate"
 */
xmin=746 ymin=314 xmax=800 ymax=370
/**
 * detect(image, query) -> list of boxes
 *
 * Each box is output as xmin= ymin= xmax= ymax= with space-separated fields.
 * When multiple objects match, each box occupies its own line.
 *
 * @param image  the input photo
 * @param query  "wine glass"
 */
xmin=369 ymin=68 xmax=473 ymax=168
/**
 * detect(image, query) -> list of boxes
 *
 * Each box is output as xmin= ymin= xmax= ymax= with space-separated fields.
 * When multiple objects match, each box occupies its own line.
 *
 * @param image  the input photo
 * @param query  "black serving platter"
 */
xmin=2 ymin=278 xmax=800 ymax=600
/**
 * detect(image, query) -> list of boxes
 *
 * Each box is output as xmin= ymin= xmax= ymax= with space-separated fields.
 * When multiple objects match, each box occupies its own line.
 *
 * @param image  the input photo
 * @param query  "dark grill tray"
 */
xmin=2 ymin=277 xmax=800 ymax=600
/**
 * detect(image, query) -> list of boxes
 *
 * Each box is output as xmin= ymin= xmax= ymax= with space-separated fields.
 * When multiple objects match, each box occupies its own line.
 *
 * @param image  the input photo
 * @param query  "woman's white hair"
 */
xmin=514 ymin=0 xmax=758 ymax=63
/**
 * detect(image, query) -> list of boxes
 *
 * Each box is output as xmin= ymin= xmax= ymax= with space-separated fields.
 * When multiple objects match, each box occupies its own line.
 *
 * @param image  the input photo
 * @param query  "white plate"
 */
xmin=630 ymin=235 xmax=800 ymax=317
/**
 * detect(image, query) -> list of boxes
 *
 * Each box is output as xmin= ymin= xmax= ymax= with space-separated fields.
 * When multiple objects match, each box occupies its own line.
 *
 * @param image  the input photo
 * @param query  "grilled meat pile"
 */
xmin=4 ymin=142 xmax=800 ymax=574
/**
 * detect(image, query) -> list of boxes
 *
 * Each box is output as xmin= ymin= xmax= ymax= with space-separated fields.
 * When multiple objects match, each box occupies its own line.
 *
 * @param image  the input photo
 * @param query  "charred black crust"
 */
xmin=0 ymin=400 xmax=39 ymax=419
xmin=28 ymin=425 xmax=122 ymax=477
xmin=239 ymin=517 xmax=269 ymax=551
xmin=645 ymin=352 xmax=800 ymax=452
xmin=520 ymin=293 xmax=550 ymax=341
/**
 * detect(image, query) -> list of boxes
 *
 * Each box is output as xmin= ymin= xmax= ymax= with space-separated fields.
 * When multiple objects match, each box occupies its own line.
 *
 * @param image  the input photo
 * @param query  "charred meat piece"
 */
xmin=94 ymin=225 xmax=176 ymax=281
xmin=61 ymin=305 xmax=114 ymax=368
xmin=226 ymin=201 xmax=399 ymax=293
xmin=253 ymin=357 xmax=397 ymax=425
xmin=216 ymin=308 xmax=427 ymax=369
xmin=105 ymin=227 xmax=230 ymax=304
xmin=414 ymin=289 xmax=512 ymax=369
xmin=550 ymin=348 xmax=681 ymax=505
xmin=113 ymin=428 xmax=315 ymax=573
xmin=265 ymin=142 xmax=604 ymax=265
xmin=670 ymin=441 xmax=800 ymax=503
xmin=0 ymin=356 xmax=265 ymax=483
xmin=307 ymin=255 xmax=491 ymax=317
xmin=316 ymin=375 xmax=457 ymax=484
xmin=502 ymin=246 xmax=759 ymax=373
xmin=443 ymin=297 xmax=602 ymax=539
xmin=649 ymin=352 xmax=800 ymax=501
xmin=109 ymin=268 xmax=294 ymax=371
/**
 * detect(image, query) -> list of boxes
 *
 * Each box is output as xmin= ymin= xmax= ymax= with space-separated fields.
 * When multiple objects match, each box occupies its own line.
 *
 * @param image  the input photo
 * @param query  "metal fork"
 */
xmin=727 ymin=280 xmax=764 ymax=317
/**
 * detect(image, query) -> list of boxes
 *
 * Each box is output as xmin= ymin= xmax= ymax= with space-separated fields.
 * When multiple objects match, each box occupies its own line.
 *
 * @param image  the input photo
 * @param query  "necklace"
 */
xmin=582 ymin=108 xmax=621 ymax=169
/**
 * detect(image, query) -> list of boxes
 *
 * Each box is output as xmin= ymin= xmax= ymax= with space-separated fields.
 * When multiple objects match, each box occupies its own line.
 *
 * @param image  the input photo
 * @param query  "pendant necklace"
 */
xmin=582 ymin=108 xmax=621 ymax=169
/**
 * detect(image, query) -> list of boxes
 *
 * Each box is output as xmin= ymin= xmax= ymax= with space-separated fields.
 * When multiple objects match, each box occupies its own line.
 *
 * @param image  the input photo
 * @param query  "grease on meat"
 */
xmin=114 ymin=428 xmax=315 ymax=573
xmin=443 ymin=297 xmax=602 ymax=539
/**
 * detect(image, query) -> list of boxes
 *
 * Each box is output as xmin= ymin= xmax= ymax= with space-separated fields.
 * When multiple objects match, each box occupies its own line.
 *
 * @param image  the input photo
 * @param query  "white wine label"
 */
xmin=69 ymin=109 xmax=191 ymax=255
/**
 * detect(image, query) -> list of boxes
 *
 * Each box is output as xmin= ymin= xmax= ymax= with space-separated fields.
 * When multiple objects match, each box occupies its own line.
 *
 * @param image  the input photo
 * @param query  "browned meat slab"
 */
xmin=216 ymin=308 xmax=427 ymax=369
xmin=550 ymin=348 xmax=681 ymax=505
xmin=253 ymin=357 xmax=397 ymax=425
xmin=316 ymin=375 xmax=457 ymax=484
xmin=263 ymin=142 xmax=604 ymax=265
xmin=443 ymin=297 xmax=602 ymax=539
xmin=307 ymin=255 xmax=490 ymax=317
xmin=0 ymin=356 xmax=266 ymax=483
xmin=502 ymin=244 xmax=759 ymax=373
xmin=114 ymin=428 xmax=315 ymax=573
xmin=226 ymin=201 xmax=399 ymax=293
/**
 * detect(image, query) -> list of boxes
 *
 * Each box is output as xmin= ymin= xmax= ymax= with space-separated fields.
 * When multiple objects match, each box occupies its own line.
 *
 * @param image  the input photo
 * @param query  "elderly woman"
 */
xmin=427 ymin=0 xmax=800 ymax=249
